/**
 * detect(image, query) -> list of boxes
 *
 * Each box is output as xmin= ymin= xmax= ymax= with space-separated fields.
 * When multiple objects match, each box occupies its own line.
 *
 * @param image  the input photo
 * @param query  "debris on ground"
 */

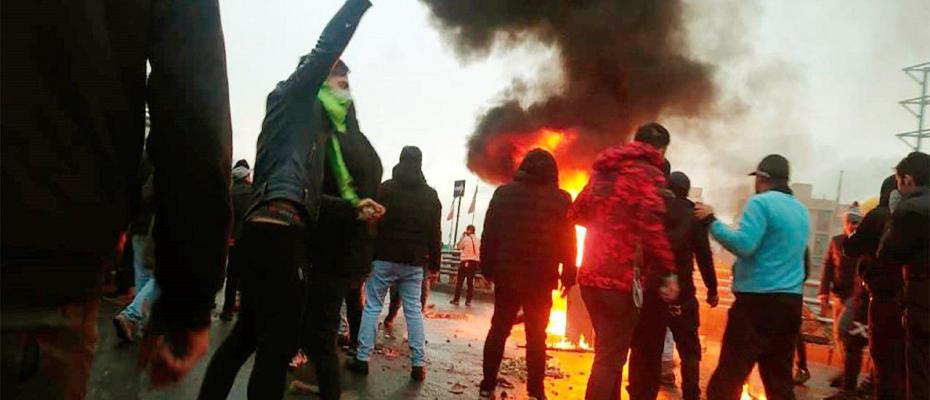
xmin=288 ymin=379 xmax=320 ymax=395
xmin=499 ymin=379 xmax=515 ymax=389
xmin=498 ymin=356 xmax=567 ymax=382
xmin=449 ymin=382 xmax=469 ymax=394
xmin=425 ymin=311 xmax=469 ymax=320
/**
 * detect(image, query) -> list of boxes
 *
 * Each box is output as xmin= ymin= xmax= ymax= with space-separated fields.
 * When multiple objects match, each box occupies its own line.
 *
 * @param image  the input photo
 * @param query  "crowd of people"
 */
xmin=2 ymin=1 xmax=928 ymax=400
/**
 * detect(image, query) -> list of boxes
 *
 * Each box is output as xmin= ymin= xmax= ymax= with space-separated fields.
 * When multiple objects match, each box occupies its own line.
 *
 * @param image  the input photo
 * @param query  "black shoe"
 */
xmin=347 ymin=358 xmax=369 ymax=375
xmin=411 ymin=366 xmax=426 ymax=382
xmin=346 ymin=347 xmax=358 ymax=357
xmin=465 ymin=300 xmax=472 ymax=307
xmin=829 ymin=374 xmax=844 ymax=388
xmin=794 ymin=368 xmax=811 ymax=385
xmin=450 ymin=299 xmax=460 ymax=306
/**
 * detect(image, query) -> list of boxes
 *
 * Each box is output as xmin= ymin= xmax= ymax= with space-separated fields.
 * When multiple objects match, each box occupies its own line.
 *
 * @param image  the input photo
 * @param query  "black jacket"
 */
xmin=879 ymin=186 xmax=929 ymax=311
xmin=252 ymin=0 xmax=371 ymax=224
xmin=230 ymin=178 xmax=253 ymax=238
xmin=1 ymin=0 xmax=232 ymax=331
xmin=481 ymin=149 xmax=577 ymax=291
xmin=845 ymin=177 xmax=900 ymax=298
xmin=374 ymin=147 xmax=442 ymax=271
xmin=661 ymin=192 xmax=717 ymax=301
xmin=311 ymin=106 xmax=382 ymax=280
xmin=819 ymin=234 xmax=859 ymax=299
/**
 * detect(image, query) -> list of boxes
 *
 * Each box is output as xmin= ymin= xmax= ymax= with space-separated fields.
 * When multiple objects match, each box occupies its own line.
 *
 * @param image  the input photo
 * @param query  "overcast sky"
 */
xmin=220 ymin=0 xmax=929 ymax=240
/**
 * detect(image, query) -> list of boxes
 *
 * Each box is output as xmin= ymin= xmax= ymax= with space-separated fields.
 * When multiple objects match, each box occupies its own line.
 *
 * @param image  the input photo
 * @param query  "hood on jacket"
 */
xmin=514 ymin=148 xmax=559 ymax=185
xmin=668 ymin=171 xmax=691 ymax=199
xmin=879 ymin=175 xmax=897 ymax=207
xmin=592 ymin=141 xmax=665 ymax=174
xmin=392 ymin=146 xmax=426 ymax=186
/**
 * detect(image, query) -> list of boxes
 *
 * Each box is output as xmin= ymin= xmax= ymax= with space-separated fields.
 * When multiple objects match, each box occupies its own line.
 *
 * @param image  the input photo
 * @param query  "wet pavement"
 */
xmin=89 ymin=289 xmax=843 ymax=399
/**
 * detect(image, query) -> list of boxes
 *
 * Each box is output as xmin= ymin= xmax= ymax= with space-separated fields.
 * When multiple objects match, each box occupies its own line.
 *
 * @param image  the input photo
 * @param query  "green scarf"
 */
xmin=318 ymin=85 xmax=351 ymax=134
xmin=318 ymin=85 xmax=360 ymax=205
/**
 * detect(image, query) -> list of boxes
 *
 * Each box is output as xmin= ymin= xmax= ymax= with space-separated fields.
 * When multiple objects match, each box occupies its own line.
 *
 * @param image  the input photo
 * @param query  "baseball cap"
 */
xmin=749 ymin=154 xmax=790 ymax=180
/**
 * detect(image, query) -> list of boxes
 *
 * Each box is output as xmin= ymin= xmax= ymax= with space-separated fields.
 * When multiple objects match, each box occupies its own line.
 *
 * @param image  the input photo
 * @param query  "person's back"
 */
xmin=481 ymin=149 xmax=575 ymax=290
xmin=726 ymin=190 xmax=810 ymax=294
xmin=375 ymin=149 xmax=441 ymax=268
xmin=2 ymin=0 xmax=232 ymax=396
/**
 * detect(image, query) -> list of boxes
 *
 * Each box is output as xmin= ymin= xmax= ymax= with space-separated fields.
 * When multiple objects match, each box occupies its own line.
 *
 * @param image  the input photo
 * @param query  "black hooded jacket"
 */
xmin=481 ymin=149 xmax=577 ymax=291
xmin=845 ymin=176 xmax=901 ymax=298
xmin=374 ymin=147 xmax=442 ymax=271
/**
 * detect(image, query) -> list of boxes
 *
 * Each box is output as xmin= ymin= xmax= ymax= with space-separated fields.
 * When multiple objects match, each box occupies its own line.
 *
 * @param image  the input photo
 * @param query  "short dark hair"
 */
xmin=634 ymin=122 xmax=670 ymax=149
xmin=466 ymin=224 xmax=476 ymax=231
xmin=896 ymin=151 xmax=930 ymax=186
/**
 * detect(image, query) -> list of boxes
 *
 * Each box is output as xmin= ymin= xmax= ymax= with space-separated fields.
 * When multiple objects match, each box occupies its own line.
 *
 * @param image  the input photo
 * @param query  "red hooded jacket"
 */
xmin=570 ymin=142 xmax=675 ymax=292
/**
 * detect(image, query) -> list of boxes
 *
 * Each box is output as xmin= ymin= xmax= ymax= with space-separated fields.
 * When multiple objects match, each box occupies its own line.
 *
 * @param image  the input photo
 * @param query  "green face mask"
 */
xmin=318 ymin=84 xmax=353 ymax=133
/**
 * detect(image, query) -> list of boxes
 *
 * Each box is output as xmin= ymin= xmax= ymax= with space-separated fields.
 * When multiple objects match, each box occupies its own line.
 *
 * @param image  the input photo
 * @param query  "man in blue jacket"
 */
xmin=695 ymin=154 xmax=811 ymax=400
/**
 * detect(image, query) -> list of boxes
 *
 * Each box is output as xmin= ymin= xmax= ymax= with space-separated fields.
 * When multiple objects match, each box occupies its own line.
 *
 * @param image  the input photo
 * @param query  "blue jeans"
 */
xmin=356 ymin=260 xmax=426 ymax=366
xmin=121 ymin=235 xmax=159 ymax=323
xmin=132 ymin=234 xmax=152 ymax=291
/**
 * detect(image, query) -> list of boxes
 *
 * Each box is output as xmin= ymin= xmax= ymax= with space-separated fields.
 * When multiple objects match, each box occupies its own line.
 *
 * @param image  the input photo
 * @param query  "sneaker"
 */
xmin=346 ymin=358 xmax=369 ymax=375
xmin=411 ymin=366 xmax=426 ymax=382
xmin=450 ymin=299 xmax=460 ymax=306
xmin=113 ymin=314 xmax=137 ymax=343
xmin=793 ymin=368 xmax=811 ymax=385
xmin=478 ymin=390 xmax=496 ymax=400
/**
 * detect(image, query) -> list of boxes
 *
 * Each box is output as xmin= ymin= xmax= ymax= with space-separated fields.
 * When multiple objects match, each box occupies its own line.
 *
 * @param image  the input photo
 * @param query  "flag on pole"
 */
xmin=468 ymin=184 xmax=478 ymax=214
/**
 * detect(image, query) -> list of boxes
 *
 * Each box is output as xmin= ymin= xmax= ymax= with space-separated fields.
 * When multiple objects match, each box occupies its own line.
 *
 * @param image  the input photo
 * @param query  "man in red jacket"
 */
xmin=570 ymin=123 xmax=679 ymax=400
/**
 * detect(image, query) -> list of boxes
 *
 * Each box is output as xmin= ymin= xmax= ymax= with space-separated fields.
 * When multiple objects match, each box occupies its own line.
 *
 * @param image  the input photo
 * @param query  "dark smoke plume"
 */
xmin=420 ymin=0 xmax=718 ymax=184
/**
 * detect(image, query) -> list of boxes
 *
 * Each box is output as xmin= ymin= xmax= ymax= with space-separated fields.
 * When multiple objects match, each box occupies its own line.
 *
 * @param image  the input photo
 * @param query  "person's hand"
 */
xmin=694 ymin=203 xmax=715 ymax=221
xmin=139 ymin=328 xmax=210 ymax=388
xmin=659 ymin=276 xmax=680 ymax=303
xmin=560 ymin=285 xmax=574 ymax=298
xmin=356 ymin=198 xmax=386 ymax=221
xmin=706 ymin=294 xmax=719 ymax=308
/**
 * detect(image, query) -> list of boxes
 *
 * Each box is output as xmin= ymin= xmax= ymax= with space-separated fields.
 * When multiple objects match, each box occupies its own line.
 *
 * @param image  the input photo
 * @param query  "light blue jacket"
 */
xmin=710 ymin=190 xmax=811 ymax=294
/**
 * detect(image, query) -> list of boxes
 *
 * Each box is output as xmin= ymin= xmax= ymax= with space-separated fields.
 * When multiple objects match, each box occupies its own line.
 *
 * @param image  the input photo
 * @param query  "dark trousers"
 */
xmin=796 ymin=336 xmax=808 ymax=370
xmin=453 ymin=260 xmax=478 ymax=302
xmin=386 ymin=269 xmax=430 ymax=324
xmin=1 ymin=299 xmax=100 ymax=400
xmin=198 ymin=221 xmax=307 ymax=400
xmin=870 ymin=297 xmax=906 ymax=400
xmin=221 ymin=244 xmax=242 ymax=313
xmin=480 ymin=286 xmax=552 ymax=398
xmin=581 ymin=286 xmax=640 ymax=400
xmin=629 ymin=286 xmax=669 ymax=400
xmin=907 ymin=305 xmax=929 ymax=400
xmin=302 ymin=271 xmax=350 ymax=400
xmin=707 ymin=293 xmax=802 ymax=400
xmin=344 ymin=282 xmax=364 ymax=349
